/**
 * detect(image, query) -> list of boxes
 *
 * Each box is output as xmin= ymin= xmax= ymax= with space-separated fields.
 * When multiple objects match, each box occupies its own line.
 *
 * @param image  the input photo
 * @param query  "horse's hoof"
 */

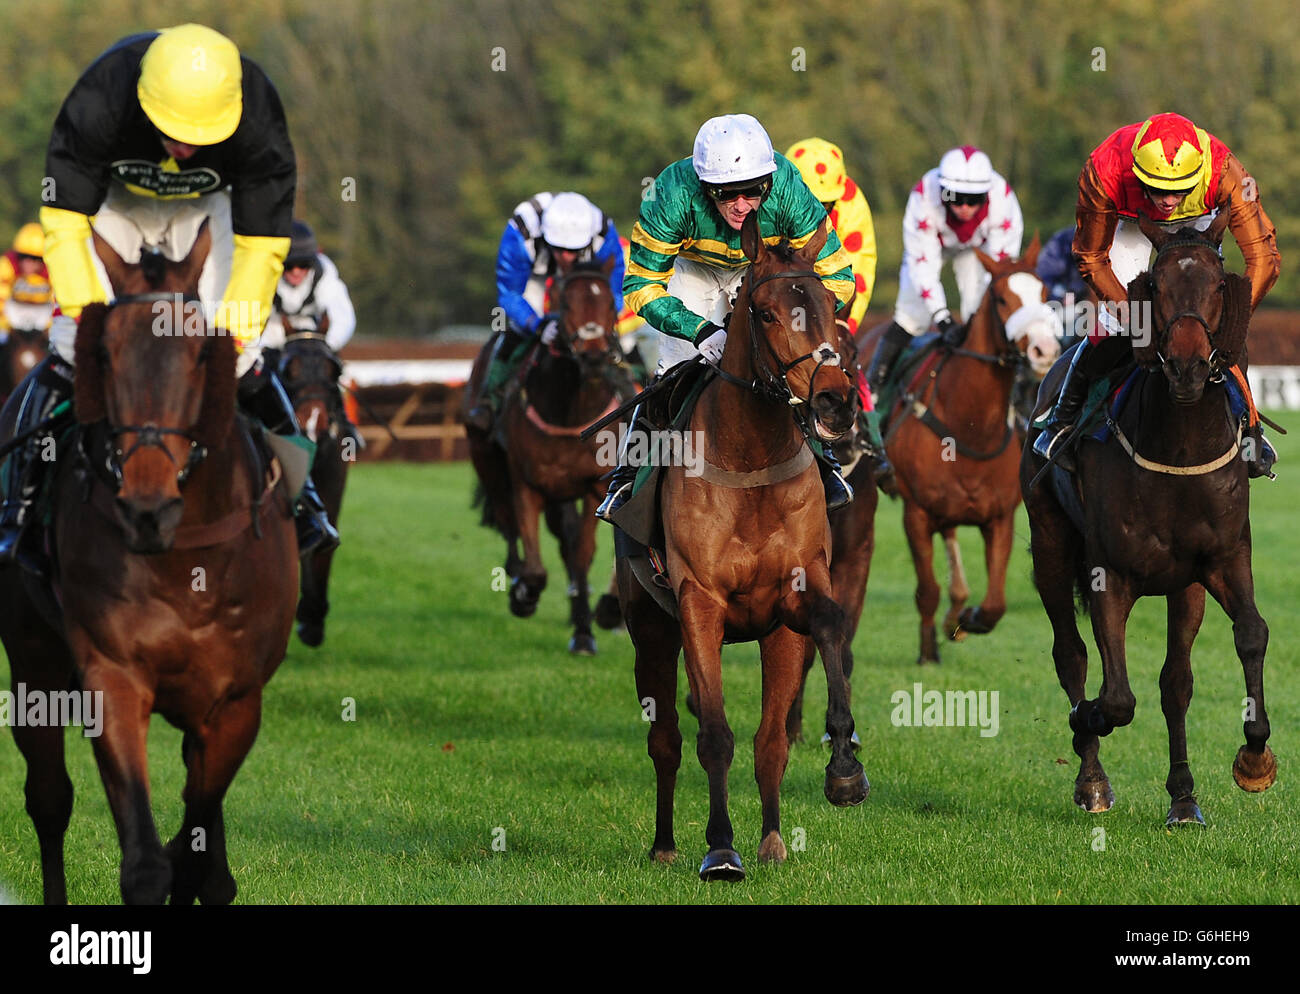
xmin=649 ymin=847 xmax=677 ymax=865
xmin=568 ymin=632 xmax=597 ymax=656
xmin=699 ymin=848 xmax=745 ymax=882
xmin=757 ymin=832 xmax=787 ymax=864
xmin=824 ymin=769 xmax=870 ymax=807
xmin=916 ymin=655 xmax=940 ymax=666
xmin=1166 ymin=797 xmax=1205 ymax=826
xmin=593 ymin=594 xmax=623 ymax=630
xmin=296 ymin=620 xmax=324 ymax=647
xmin=1232 ymin=744 xmax=1277 ymax=793
xmin=957 ymin=606 xmax=994 ymax=636
xmin=944 ymin=611 xmax=968 ymax=642
xmin=820 ymin=731 xmax=862 ymax=752
xmin=508 ymin=584 xmax=539 ymax=618
xmin=1074 ymin=779 xmax=1115 ymax=813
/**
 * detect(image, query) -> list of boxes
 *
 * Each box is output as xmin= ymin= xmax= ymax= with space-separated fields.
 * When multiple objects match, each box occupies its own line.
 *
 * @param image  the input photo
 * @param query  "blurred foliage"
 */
xmin=1 ymin=0 xmax=1297 ymax=334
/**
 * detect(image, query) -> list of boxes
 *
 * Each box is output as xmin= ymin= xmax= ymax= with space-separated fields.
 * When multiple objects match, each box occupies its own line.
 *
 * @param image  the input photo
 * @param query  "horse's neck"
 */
xmin=1132 ymin=375 xmax=1236 ymax=463
xmin=935 ymin=305 xmax=1014 ymax=433
xmin=184 ymin=422 xmax=257 ymax=524
xmin=526 ymin=353 xmax=614 ymax=426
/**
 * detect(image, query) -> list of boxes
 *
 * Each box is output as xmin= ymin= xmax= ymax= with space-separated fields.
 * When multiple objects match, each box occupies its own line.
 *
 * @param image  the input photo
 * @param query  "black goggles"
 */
xmin=1140 ymin=182 xmax=1195 ymax=200
xmin=705 ymin=178 xmax=772 ymax=202
xmin=941 ymin=189 xmax=987 ymax=207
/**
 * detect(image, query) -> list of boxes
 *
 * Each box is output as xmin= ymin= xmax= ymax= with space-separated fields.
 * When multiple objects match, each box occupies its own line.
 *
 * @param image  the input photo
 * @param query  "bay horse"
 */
xmin=0 ymin=225 xmax=298 ymax=903
xmin=618 ymin=212 xmax=868 ymax=881
xmin=279 ymin=329 xmax=349 ymax=647
xmin=466 ymin=257 xmax=634 ymax=654
xmin=860 ymin=239 xmax=1060 ymax=664
xmin=1021 ymin=211 xmax=1275 ymax=825
xmin=0 ymin=326 xmax=48 ymax=405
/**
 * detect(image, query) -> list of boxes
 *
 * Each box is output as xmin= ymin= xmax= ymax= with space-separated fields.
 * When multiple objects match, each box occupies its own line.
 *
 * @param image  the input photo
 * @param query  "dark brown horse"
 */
xmin=618 ymin=212 xmax=868 ymax=881
xmin=279 ymin=330 xmax=349 ymax=646
xmin=466 ymin=257 xmax=634 ymax=653
xmin=860 ymin=239 xmax=1060 ymax=663
xmin=0 ymin=225 xmax=297 ymax=904
xmin=1021 ymin=211 xmax=1275 ymax=825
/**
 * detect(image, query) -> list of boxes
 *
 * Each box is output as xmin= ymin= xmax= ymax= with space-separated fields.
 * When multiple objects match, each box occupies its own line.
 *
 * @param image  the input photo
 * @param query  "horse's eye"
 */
xmin=760 ymin=310 xmax=774 ymax=323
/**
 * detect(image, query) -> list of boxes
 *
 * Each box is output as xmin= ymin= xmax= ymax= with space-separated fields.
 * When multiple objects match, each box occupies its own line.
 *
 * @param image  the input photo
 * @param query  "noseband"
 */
xmin=552 ymin=270 xmax=622 ymax=369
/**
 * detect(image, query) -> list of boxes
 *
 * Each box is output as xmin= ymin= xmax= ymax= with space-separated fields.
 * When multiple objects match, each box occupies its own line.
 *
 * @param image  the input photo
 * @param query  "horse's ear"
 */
xmin=174 ymin=219 xmax=211 ymax=293
xmin=1021 ymin=231 xmax=1042 ymax=269
xmin=795 ymin=218 xmax=829 ymax=268
xmin=1137 ymin=212 xmax=1170 ymax=252
xmin=1215 ymin=272 xmax=1252 ymax=367
xmin=191 ymin=329 xmax=236 ymax=448
xmin=92 ymin=229 xmax=131 ymax=298
xmin=73 ymin=303 xmax=109 ymax=424
xmin=740 ymin=210 xmax=765 ymax=264
xmin=1206 ymin=209 xmax=1231 ymax=248
xmin=974 ymin=247 xmax=999 ymax=274
xmin=1127 ymin=272 xmax=1160 ymax=367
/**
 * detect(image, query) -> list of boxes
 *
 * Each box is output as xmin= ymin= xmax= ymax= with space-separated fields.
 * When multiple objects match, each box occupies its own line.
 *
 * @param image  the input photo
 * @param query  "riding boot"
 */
xmin=595 ymin=402 xmax=643 ymax=523
xmin=239 ymin=361 xmax=340 ymax=558
xmin=817 ymin=444 xmax=855 ymax=512
xmin=466 ymin=330 xmax=521 ymax=432
xmin=866 ymin=321 xmax=912 ymax=399
xmin=0 ymin=354 xmax=75 ymax=576
xmin=1031 ymin=339 xmax=1090 ymax=471
xmin=1246 ymin=424 xmax=1278 ymax=480
xmin=859 ymin=408 xmax=895 ymax=492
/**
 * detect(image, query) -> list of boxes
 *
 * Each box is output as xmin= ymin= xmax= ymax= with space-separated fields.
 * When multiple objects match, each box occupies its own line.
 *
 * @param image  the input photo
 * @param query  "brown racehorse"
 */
xmin=0 ymin=225 xmax=297 ymax=904
xmin=1021 ymin=212 xmax=1275 ymax=825
xmin=279 ymin=329 xmax=349 ymax=647
xmin=618 ymin=212 xmax=868 ymax=882
xmin=466 ymin=257 xmax=634 ymax=654
xmin=860 ymin=239 xmax=1060 ymax=664
xmin=0 ymin=327 xmax=48 ymax=406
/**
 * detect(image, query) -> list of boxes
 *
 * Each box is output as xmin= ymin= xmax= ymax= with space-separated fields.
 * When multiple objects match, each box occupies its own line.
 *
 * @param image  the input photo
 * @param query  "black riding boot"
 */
xmin=0 ymin=355 xmax=74 ymax=576
xmin=818 ymin=445 xmax=854 ymax=512
xmin=1031 ymin=340 xmax=1091 ymax=472
xmin=595 ymin=402 xmax=643 ymax=523
xmin=866 ymin=321 xmax=912 ymax=398
xmin=238 ymin=361 xmax=340 ymax=558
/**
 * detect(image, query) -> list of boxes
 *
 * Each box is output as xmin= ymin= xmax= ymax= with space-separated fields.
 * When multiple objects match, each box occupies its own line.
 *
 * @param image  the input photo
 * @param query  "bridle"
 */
xmin=90 ymin=291 xmax=212 ymax=490
xmin=551 ymin=268 xmax=623 ymax=370
xmin=1148 ymin=236 xmax=1228 ymax=378
xmin=712 ymin=266 xmax=844 ymax=410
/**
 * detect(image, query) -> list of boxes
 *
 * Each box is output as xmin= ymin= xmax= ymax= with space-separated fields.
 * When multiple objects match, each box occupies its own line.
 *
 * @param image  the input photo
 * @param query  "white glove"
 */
xmin=539 ymin=318 xmax=560 ymax=345
xmin=697 ymin=326 xmax=727 ymax=363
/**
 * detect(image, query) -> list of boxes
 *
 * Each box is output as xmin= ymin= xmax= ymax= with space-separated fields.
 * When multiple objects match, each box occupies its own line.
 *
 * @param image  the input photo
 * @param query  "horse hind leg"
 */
xmin=1162 ymin=585 xmax=1207 ymax=825
xmin=957 ymin=511 xmax=1014 ymax=636
xmin=555 ymin=498 xmax=597 ymax=655
xmin=755 ymin=626 xmax=807 ymax=864
xmin=594 ymin=561 xmax=623 ymax=630
xmin=786 ymin=638 xmax=816 ymax=747
xmin=508 ymin=485 xmax=548 ymax=617
xmin=941 ymin=529 xmax=970 ymax=641
xmin=809 ymin=591 xmax=869 ymax=807
xmin=902 ymin=502 xmax=942 ymax=664
xmin=166 ymin=692 xmax=264 ymax=905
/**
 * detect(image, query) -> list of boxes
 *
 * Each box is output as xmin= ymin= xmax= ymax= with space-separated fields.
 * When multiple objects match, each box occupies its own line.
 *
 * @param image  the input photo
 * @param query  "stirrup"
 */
xmin=595 ymin=479 xmax=633 ymax=523
xmin=825 ymin=469 xmax=854 ymax=512
xmin=296 ymin=505 xmax=340 ymax=558
xmin=1248 ymin=435 xmax=1278 ymax=481
xmin=1033 ymin=423 xmax=1076 ymax=471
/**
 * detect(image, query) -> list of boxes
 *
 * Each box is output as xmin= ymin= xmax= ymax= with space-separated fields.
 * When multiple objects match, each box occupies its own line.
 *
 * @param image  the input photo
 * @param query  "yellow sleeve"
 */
xmin=834 ymin=186 xmax=877 ymax=332
xmin=215 ymin=234 xmax=291 ymax=350
xmin=40 ymin=206 xmax=109 ymax=318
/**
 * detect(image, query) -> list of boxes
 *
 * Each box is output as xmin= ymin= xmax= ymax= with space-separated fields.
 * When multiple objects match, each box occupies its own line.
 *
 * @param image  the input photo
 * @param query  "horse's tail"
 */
xmin=1072 ymin=557 xmax=1092 ymax=617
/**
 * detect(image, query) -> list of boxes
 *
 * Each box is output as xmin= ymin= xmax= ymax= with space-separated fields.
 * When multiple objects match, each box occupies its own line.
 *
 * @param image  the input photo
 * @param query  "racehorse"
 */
xmin=279 ymin=329 xmax=349 ymax=646
xmin=1021 ymin=211 xmax=1275 ymax=825
xmin=860 ymin=239 xmax=1059 ymax=664
xmin=618 ymin=212 xmax=868 ymax=881
xmin=466 ymin=257 xmax=633 ymax=654
xmin=0 ymin=225 xmax=298 ymax=903
xmin=0 ymin=326 xmax=48 ymax=405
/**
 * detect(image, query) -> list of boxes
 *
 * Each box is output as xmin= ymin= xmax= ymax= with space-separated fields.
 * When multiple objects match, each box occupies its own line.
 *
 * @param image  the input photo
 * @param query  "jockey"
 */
xmin=265 ymin=219 xmax=357 ymax=352
xmin=1037 ymin=225 xmax=1089 ymax=345
xmin=0 ymin=23 xmax=338 ymax=575
xmin=0 ymin=223 xmax=55 ymax=337
xmin=464 ymin=191 xmax=625 ymax=431
xmin=596 ymin=113 xmax=857 ymax=522
xmin=785 ymin=136 xmax=890 ymax=483
xmin=866 ymin=146 xmax=1024 ymax=395
xmin=1032 ymin=113 xmax=1282 ymax=475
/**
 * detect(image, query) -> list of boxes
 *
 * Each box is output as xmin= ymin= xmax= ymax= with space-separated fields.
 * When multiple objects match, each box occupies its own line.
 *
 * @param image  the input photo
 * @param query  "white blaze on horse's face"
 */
xmin=1003 ymin=272 xmax=1060 ymax=376
xmin=577 ymin=322 xmax=606 ymax=341
xmin=304 ymin=406 xmax=321 ymax=443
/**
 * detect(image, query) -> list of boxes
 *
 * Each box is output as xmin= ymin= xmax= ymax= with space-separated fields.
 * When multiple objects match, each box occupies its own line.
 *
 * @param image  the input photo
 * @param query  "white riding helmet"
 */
xmin=938 ymin=146 xmax=994 ymax=195
xmin=692 ymin=114 xmax=777 ymax=185
xmin=541 ymin=192 xmax=597 ymax=250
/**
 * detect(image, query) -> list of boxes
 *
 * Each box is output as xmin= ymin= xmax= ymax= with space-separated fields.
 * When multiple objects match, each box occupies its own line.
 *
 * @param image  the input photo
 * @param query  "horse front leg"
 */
xmin=677 ymin=580 xmax=743 ymax=881
xmin=1201 ymin=536 xmax=1275 ymax=793
xmin=807 ymin=584 xmax=869 ymax=807
xmin=902 ymin=501 xmax=942 ymax=664
xmin=1162 ymin=584 xmax=1207 ymax=825
xmin=755 ymin=626 xmax=807 ymax=863
xmin=508 ymin=484 xmax=548 ymax=618
xmin=594 ymin=560 xmax=624 ymax=630
xmin=940 ymin=528 xmax=970 ymax=641
xmin=166 ymin=691 xmax=264 ymax=905
xmin=957 ymin=510 xmax=1014 ymax=636
xmin=1081 ymin=573 xmax=1137 ymax=738
xmin=786 ymin=639 xmax=815 ymax=747
xmin=78 ymin=654 xmax=170 ymax=904
xmin=563 ymin=496 xmax=598 ymax=655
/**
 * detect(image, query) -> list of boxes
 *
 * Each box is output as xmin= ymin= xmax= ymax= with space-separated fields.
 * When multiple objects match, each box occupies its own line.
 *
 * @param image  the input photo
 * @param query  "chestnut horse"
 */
xmin=1021 ymin=212 xmax=1275 ymax=825
xmin=466 ymin=258 xmax=634 ymax=653
xmin=618 ymin=212 xmax=868 ymax=882
xmin=860 ymin=239 xmax=1059 ymax=664
xmin=279 ymin=330 xmax=349 ymax=647
xmin=0 ymin=226 xmax=297 ymax=904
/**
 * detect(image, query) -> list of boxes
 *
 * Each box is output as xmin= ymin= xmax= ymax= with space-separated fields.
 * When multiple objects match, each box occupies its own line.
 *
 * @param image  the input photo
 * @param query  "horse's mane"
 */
xmin=73 ymin=298 xmax=237 ymax=449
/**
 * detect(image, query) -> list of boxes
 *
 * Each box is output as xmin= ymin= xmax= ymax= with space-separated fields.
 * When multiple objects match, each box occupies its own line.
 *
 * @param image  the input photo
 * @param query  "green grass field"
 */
xmin=2 ymin=421 xmax=1298 ymax=905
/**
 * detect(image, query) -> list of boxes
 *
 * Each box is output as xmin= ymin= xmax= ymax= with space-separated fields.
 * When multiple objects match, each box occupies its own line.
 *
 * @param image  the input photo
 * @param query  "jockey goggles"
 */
xmin=705 ymin=177 xmax=772 ymax=203
xmin=1140 ymin=181 xmax=1195 ymax=200
xmin=942 ymin=189 xmax=987 ymax=207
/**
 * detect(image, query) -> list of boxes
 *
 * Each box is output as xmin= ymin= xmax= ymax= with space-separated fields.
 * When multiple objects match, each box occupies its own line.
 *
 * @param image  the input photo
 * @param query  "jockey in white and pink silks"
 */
xmin=866 ymin=146 xmax=1025 ymax=395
